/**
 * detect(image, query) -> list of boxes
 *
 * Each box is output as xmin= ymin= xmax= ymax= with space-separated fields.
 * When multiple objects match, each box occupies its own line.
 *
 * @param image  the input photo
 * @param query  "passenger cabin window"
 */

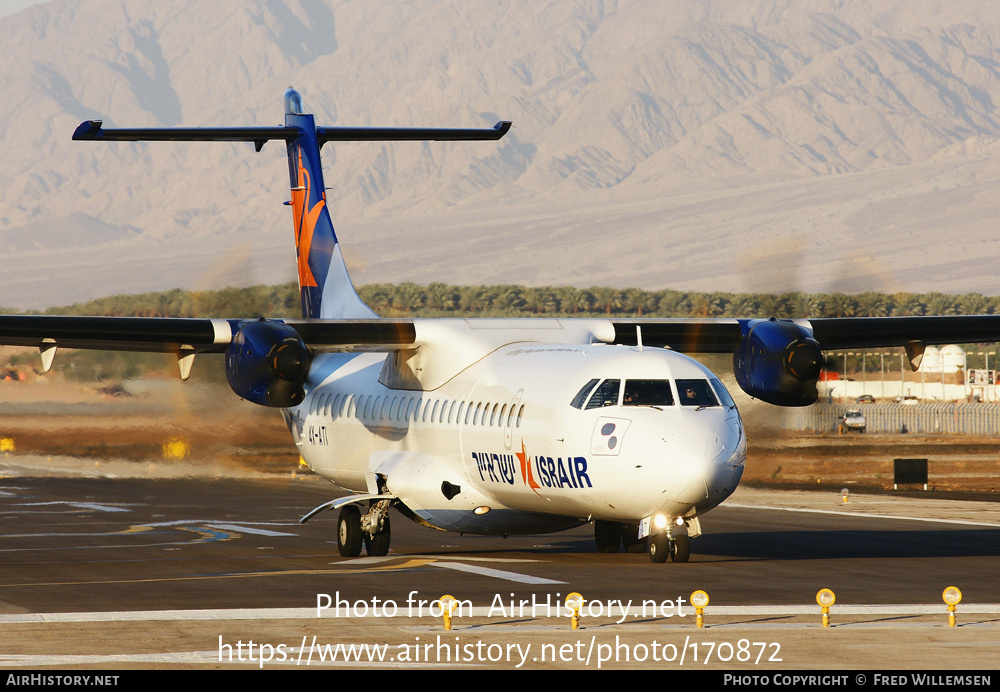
xmin=570 ymin=379 xmax=600 ymax=409
xmin=623 ymin=379 xmax=674 ymax=406
xmin=676 ymin=379 xmax=720 ymax=407
xmin=585 ymin=379 xmax=621 ymax=409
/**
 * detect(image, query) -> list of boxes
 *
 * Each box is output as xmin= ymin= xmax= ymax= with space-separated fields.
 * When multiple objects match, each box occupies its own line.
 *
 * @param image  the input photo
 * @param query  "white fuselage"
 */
xmin=287 ymin=342 xmax=746 ymax=535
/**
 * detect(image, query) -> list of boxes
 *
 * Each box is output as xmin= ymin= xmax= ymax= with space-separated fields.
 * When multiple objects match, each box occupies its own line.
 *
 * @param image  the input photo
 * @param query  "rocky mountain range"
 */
xmin=3 ymin=0 xmax=1000 ymax=308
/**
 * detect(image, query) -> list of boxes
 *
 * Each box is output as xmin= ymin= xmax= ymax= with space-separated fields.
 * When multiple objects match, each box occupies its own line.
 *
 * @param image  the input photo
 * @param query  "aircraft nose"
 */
xmin=659 ymin=413 xmax=745 ymax=510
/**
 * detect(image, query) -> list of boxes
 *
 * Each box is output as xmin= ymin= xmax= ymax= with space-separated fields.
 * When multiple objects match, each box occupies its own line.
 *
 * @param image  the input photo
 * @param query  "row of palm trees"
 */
xmin=36 ymin=281 xmax=1000 ymax=320
xmin=356 ymin=283 xmax=998 ymax=319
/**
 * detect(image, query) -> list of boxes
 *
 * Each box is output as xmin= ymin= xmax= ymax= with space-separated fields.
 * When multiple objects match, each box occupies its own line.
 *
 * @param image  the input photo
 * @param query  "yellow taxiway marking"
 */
xmin=0 ymin=555 xmax=560 ymax=588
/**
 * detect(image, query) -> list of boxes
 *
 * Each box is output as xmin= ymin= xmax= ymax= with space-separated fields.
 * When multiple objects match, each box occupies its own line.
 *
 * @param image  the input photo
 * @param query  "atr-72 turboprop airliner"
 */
xmin=3 ymin=89 xmax=1000 ymax=563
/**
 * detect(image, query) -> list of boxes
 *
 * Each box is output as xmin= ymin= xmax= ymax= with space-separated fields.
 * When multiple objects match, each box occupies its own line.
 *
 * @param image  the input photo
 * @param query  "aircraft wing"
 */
xmin=3 ymin=313 xmax=1000 ymax=407
xmin=0 ymin=316 xmax=421 ymax=352
xmin=4 ymin=313 xmax=1000 ymax=357
xmin=7 ymin=315 xmax=1000 ymax=353
xmin=0 ymin=316 xmax=234 ymax=353
xmin=806 ymin=316 xmax=1000 ymax=350
xmin=607 ymin=314 xmax=1000 ymax=406
xmin=609 ymin=315 xmax=1000 ymax=351
xmin=608 ymin=319 xmax=741 ymax=352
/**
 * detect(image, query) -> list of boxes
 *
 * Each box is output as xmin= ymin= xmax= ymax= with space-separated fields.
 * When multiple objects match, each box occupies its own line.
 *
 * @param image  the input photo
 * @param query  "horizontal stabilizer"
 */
xmin=73 ymin=120 xmax=512 ymax=149
xmin=72 ymin=122 xmax=298 ymax=151
xmin=316 ymin=121 xmax=511 ymax=142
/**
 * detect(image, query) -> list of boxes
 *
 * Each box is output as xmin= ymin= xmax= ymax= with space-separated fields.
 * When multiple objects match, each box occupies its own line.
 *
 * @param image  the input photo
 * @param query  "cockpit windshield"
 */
xmin=676 ymin=379 xmax=720 ymax=407
xmin=623 ymin=379 xmax=674 ymax=406
xmin=573 ymin=377 xmax=722 ymax=410
xmin=585 ymin=379 xmax=621 ymax=409
xmin=570 ymin=379 xmax=600 ymax=409
xmin=709 ymin=378 xmax=738 ymax=410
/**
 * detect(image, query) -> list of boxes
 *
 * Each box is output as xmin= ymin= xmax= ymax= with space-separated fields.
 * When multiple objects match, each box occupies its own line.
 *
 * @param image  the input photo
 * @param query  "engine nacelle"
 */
xmin=225 ymin=319 xmax=312 ymax=407
xmin=733 ymin=319 xmax=823 ymax=407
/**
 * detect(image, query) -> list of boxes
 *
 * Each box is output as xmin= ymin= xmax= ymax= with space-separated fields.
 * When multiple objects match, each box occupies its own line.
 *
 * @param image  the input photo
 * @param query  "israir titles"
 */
xmin=472 ymin=451 xmax=593 ymax=488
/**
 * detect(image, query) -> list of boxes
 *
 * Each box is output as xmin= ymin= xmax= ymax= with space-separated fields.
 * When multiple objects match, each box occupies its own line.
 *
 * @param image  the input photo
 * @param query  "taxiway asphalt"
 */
xmin=0 ymin=474 xmax=997 ymax=670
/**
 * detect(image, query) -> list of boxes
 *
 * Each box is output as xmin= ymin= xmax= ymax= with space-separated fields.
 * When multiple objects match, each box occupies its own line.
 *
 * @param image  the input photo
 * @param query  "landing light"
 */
xmin=474 ymin=506 xmax=491 ymax=515
xmin=653 ymin=514 xmax=668 ymax=529
xmin=565 ymin=592 xmax=584 ymax=630
xmin=690 ymin=590 xmax=709 ymax=628
xmin=438 ymin=594 xmax=458 ymax=631
xmin=942 ymin=586 xmax=962 ymax=627
xmin=816 ymin=589 xmax=836 ymax=628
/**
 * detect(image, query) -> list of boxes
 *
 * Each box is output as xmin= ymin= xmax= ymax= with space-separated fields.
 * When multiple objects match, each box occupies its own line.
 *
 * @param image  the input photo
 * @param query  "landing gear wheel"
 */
xmin=363 ymin=514 xmax=391 ymax=556
xmin=671 ymin=535 xmax=691 ymax=563
xmin=337 ymin=505 xmax=362 ymax=557
xmin=649 ymin=534 xmax=669 ymax=563
xmin=622 ymin=524 xmax=647 ymax=553
xmin=594 ymin=520 xmax=622 ymax=553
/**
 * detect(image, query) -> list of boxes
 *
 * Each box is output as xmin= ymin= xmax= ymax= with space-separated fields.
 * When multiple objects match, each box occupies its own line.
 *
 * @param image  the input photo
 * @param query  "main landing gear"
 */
xmin=337 ymin=499 xmax=392 ymax=557
xmin=593 ymin=520 xmax=692 ymax=563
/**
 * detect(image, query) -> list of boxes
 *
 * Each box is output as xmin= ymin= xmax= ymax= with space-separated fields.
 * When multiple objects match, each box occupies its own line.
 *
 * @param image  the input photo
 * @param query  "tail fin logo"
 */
xmin=290 ymin=147 xmax=324 ymax=289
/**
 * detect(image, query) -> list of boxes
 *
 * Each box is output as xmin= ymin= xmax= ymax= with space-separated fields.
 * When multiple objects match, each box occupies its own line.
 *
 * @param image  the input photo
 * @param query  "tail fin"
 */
xmin=284 ymin=89 xmax=375 ymax=319
xmin=73 ymin=89 xmax=511 ymax=320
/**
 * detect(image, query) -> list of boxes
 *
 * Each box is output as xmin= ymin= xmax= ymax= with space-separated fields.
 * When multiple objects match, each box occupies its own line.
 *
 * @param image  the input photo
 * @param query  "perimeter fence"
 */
xmin=781 ymin=403 xmax=1000 ymax=436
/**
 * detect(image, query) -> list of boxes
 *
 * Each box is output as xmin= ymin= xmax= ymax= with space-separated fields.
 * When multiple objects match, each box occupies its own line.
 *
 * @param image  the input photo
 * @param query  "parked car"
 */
xmin=856 ymin=394 xmax=875 ymax=403
xmin=840 ymin=409 xmax=867 ymax=434
xmin=894 ymin=395 xmax=919 ymax=405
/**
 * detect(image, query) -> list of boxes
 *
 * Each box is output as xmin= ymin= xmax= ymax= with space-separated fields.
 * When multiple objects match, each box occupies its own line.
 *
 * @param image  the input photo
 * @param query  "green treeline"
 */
xmin=29 ymin=282 xmax=1000 ymax=320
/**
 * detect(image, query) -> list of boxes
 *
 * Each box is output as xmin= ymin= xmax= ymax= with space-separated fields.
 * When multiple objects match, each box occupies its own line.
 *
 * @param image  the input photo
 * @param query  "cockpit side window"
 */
xmin=585 ymin=379 xmax=621 ymax=409
xmin=709 ymin=378 xmax=738 ymax=411
xmin=623 ymin=379 xmax=674 ymax=406
xmin=676 ymin=379 xmax=720 ymax=407
xmin=570 ymin=379 xmax=600 ymax=409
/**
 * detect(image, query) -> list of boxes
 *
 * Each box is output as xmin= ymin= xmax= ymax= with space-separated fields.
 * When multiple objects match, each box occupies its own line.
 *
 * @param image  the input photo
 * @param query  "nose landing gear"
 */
xmin=595 ymin=518 xmax=692 ymax=563
xmin=649 ymin=534 xmax=690 ymax=563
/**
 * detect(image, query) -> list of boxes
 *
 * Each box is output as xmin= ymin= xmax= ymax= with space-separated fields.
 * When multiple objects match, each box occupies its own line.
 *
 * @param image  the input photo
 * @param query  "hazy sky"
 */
xmin=0 ymin=0 xmax=48 ymax=20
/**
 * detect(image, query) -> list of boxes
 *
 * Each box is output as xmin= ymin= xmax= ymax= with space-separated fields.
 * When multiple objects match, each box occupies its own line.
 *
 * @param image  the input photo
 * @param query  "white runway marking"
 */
xmin=724 ymin=502 xmax=1000 ymax=528
xmin=8 ymin=501 xmax=129 ymax=513
xmin=0 ymin=652 xmax=220 ymax=667
xmin=140 ymin=519 xmax=298 ymax=536
xmin=2 ymin=603 xmax=998 ymax=626
xmin=433 ymin=561 xmax=565 ymax=585
xmin=0 ymin=650 xmax=444 ymax=668
xmin=203 ymin=523 xmax=297 ymax=537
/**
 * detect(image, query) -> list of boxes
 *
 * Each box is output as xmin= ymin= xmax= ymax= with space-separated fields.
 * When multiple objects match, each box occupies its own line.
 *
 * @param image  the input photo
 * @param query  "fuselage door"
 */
xmin=504 ymin=388 xmax=523 ymax=450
